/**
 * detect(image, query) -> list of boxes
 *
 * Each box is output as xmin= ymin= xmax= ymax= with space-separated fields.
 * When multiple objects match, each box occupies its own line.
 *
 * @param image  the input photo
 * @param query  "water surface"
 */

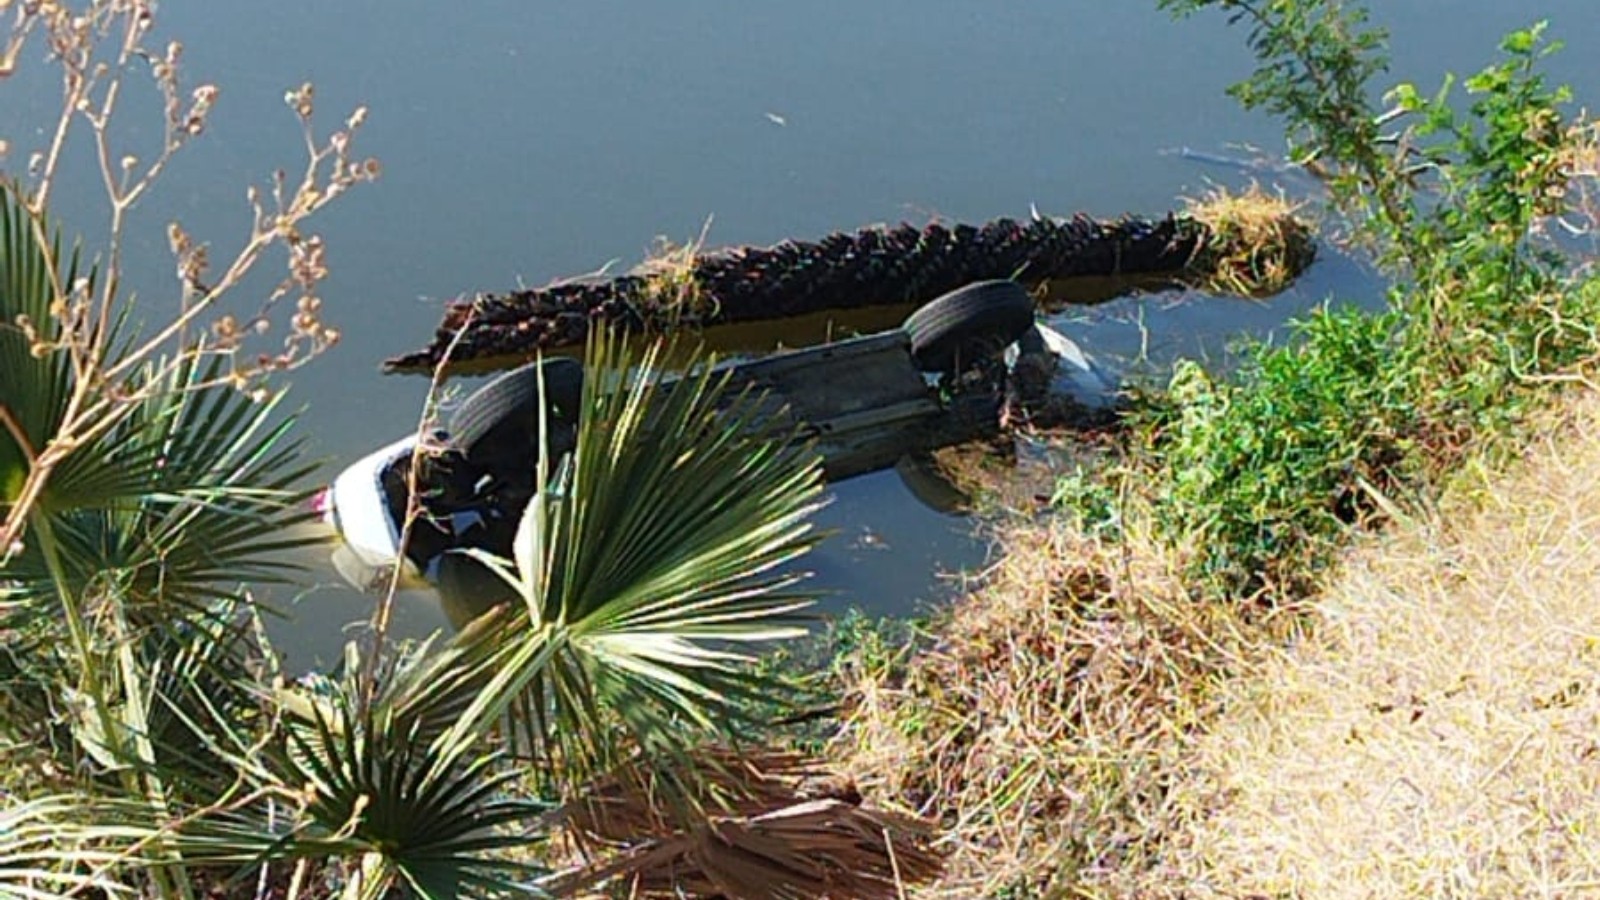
xmin=7 ymin=2 xmax=1595 ymax=668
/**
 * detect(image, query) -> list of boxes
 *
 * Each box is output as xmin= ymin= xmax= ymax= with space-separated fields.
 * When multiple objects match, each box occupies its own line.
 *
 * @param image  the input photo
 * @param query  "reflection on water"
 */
xmin=9 ymin=1 xmax=1593 ymax=670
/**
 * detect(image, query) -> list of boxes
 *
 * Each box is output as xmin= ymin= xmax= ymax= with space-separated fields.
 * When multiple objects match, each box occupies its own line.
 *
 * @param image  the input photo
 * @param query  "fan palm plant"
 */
xmin=1 ymin=190 xmax=318 ymax=611
xmin=0 ymin=611 xmax=549 ymax=899
xmin=138 ymin=622 xmax=553 ymax=899
xmin=0 ymin=795 xmax=139 ymax=899
xmin=1 ymin=180 xmax=332 ymax=898
xmin=267 ymin=331 xmax=828 ymax=895
xmin=7 ymin=164 xmax=845 ymax=893
xmin=1 ymin=181 xmax=320 ymax=758
xmin=441 ymin=330 xmax=828 ymax=786
xmin=15 ymin=328 xmax=834 ymax=898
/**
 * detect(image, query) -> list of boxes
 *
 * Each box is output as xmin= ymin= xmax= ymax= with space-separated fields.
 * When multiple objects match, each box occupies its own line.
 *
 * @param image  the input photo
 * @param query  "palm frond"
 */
xmin=133 ymin=601 xmax=284 ymax=794
xmin=547 ymin=747 xmax=943 ymax=900
xmin=442 ymin=328 xmax=828 ymax=788
xmin=5 ymin=354 xmax=320 ymax=613
xmin=0 ymin=182 xmax=85 ymax=500
xmin=0 ymin=604 xmax=549 ymax=897
xmin=4 ymin=181 xmax=319 ymax=615
xmin=0 ymin=794 xmax=137 ymax=899
xmin=138 ymin=636 xmax=554 ymax=899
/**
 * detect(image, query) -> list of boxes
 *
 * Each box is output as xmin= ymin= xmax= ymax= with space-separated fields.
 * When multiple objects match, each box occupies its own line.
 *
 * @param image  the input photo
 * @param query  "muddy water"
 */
xmin=8 ymin=1 xmax=1595 ymax=669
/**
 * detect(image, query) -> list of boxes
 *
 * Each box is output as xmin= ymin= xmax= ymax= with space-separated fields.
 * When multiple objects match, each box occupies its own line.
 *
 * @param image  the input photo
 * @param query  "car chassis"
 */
xmin=318 ymin=280 xmax=1088 ymax=615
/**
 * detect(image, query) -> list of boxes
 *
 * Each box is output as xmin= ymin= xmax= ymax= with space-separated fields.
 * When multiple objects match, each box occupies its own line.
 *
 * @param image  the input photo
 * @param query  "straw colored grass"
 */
xmin=1159 ymin=387 xmax=1600 ymax=898
xmin=827 ymin=386 xmax=1600 ymax=898
xmin=1183 ymin=183 xmax=1317 ymax=297
xmin=828 ymin=510 xmax=1268 ymax=897
xmin=634 ymin=223 xmax=720 ymax=326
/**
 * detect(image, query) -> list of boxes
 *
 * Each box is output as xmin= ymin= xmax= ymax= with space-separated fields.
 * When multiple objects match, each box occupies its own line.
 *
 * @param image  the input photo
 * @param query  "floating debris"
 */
xmin=384 ymin=207 xmax=1312 ymax=373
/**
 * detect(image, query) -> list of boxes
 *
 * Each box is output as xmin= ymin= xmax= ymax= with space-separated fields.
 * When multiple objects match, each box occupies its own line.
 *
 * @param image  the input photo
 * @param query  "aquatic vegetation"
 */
xmin=1181 ymin=182 xmax=1316 ymax=296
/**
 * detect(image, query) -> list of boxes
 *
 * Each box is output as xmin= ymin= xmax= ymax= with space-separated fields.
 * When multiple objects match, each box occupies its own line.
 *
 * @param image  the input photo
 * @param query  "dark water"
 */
xmin=7 ymin=2 xmax=1596 ymax=668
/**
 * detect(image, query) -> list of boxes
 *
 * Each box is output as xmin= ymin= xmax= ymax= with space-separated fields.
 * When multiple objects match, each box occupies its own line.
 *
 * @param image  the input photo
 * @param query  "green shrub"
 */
xmin=1064 ymin=7 xmax=1600 ymax=602
xmin=1139 ymin=307 xmax=1415 ymax=595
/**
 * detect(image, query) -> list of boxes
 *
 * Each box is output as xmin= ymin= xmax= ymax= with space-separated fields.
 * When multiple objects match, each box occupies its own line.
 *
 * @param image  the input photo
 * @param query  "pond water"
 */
xmin=8 ymin=2 xmax=1596 ymax=669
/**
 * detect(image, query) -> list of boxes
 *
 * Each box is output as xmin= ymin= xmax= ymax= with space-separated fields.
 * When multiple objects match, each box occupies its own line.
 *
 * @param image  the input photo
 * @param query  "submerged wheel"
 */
xmin=449 ymin=357 xmax=585 ymax=472
xmin=903 ymin=280 xmax=1036 ymax=374
xmin=435 ymin=551 xmax=520 ymax=628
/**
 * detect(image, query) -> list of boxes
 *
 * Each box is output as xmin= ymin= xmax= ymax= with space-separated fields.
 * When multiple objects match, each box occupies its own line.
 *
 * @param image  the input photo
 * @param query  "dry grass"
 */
xmin=550 ymin=746 xmax=943 ymax=900
xmin=1158 ymin=387 xmax=1600 ymax=898
xmin=827 ymin=510 xmax=1271 ymax=897
xmin=827 ymin=385 xmax=1600 ymax=898
xmin=1183 ymin=183 xmax=1317 ymax=297
xmin=633 ymin=221 xmax=720 ymax=326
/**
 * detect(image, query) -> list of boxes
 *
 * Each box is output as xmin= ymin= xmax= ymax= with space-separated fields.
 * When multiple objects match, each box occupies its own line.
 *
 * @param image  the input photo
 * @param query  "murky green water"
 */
xmin=8 ymin=2 xmax=1596 ymax=668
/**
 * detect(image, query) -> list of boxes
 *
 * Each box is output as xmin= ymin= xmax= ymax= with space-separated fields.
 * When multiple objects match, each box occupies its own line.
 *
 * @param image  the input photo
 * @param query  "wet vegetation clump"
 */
xmin=1182 ymin=182 xmax=1316 ymax=296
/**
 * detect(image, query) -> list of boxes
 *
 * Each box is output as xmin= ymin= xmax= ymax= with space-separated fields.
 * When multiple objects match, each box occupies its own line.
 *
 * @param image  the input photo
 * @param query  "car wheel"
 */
xmin=903 ymin=280 xmax=1036 ymax=374
xmin=449 ymin=357 xmax=585 ymax=472
xmin=435 ymin=551 xmax=519 ymax=629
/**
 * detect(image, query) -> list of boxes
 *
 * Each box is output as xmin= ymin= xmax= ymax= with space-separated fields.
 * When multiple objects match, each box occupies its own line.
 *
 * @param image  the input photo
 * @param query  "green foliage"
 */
xmin=1137 ymin=308 xmax=1414 ymax=593
xmin=1048 ymin=464 xmax=1121 ymax=536
xmin=1099 ymin=4 xmax=1600 ymax=600
xmin=449 ymin=329 xmax=827 ymax=791
xmin=1 ymin=189 xmax=321 ymax=757
xmin=0 ymin=796 xmax=138 ymax=898
xmin=1158 ymin=0 xmax=1419 ymax=259
xmin=794 ymin=608 xmax=923 ymax=708
xmin=2 ymin=355 xmax=318 ymax=612
xmin=0 ymin=616 xmax=553 ymax=899
xmin=2 ymin=183 xmax=321 ymax=799
xmin=0 ymin=184 xmax=85 ymax=506
xmin=3 ymin=169 xmax=832 ymax=890
xmin=1385 ymin=23 xmax=1598 ymax=420
xmin=815 ymin=609 xmax=921 ymax=677
xmin=0 ymin=189 xmax=393 ymax=890
xmin=164 ymin=633 xmax=550 ymax=899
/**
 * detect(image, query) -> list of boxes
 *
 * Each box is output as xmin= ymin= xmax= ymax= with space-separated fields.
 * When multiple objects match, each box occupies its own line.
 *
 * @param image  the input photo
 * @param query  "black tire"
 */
xmin=903 ymin=280 xmax=1035 ymax=373
xmin=435 ymin=551 xmax=519 ymax=629
xmin=449 ymin=357 xmax=585 ymax=470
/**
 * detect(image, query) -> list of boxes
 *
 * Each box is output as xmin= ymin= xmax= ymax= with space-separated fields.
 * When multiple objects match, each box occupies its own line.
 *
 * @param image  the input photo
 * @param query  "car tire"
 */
xmin=435 ymin=551 xmax=519 ymax=629
xmin=449 ymin=357 xmax=585 ymax=471
xmin=903 ymin=280 xmax=1036 ymax=374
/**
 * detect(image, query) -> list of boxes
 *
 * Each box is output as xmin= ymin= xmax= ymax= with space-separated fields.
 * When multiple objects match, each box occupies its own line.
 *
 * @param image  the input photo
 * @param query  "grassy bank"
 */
xmin=827 ymin=505 xmax=1269 ymax=896
xmin=821 ymin=7 xmax=1600 ymax=897
xmin=826 ymin=364 xmax=1600 ymax=899
xmin=1163 ymin=386 xmax=1600 ymax=897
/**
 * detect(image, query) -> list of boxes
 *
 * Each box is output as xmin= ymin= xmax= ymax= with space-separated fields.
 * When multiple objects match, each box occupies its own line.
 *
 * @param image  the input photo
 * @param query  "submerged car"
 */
xmin=317 ymin=280 xmax=1096 ymax=620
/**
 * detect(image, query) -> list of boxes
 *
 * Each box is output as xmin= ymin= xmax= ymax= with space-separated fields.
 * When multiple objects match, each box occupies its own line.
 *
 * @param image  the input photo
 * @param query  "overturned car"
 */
xmin=317 ymin=280 xmax=1113 ymax=621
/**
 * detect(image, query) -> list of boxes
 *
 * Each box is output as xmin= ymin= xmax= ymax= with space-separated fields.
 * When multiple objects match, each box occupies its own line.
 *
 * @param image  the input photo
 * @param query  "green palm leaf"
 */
xmin=20 ymin=607 xmax=550 ymax=897
xmin=3 ymin=369 xmax=318 ymax=614
xmin=0 ymin=183 xmax=84 ymax=514
xmin=445 ymin=328 xmax=828 ymax=788
xmin=2 ymin=180 xmax=320 ymax=613
xmin=0 ymin=795 xmax=138 ymax=899
xmin=149 ymin=636 xmax=552 ymax=900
